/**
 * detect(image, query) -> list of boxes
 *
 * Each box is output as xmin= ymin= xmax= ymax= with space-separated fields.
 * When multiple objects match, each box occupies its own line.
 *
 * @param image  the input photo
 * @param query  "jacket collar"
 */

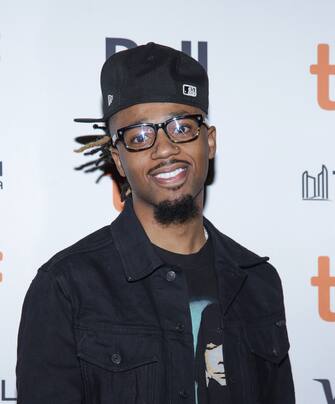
xmin=110 ymin=197 xmax=269 ymax=284
xmin=110 ymin=197 xmax=164 ymax=282
xmin=203 ymin=217 xmax=269 ymax=315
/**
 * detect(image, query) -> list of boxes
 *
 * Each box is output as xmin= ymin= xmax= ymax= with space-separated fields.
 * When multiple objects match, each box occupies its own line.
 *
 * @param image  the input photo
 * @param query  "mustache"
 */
xmin=148 ymin=159 xmax=190 ymax=175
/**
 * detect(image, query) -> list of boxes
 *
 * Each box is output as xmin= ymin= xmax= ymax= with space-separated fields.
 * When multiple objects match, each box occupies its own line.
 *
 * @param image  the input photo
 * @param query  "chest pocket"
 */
xmin=76 ymin=326 xmax=162 ymax=404
xmin=245 ymin=318 xmax=290 ymax=364
xmin=243 ymin=317 xmax=291 ymax=401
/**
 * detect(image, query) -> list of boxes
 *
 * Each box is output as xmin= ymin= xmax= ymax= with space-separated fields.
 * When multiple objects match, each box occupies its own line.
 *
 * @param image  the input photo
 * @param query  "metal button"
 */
xmin=179 ymin=389 xmax=189 ymax=398
xmin=175 ymin=322 xmax=185 ymax=332
xmin=216 ymin=326 xmax=224 ymax=334
xmin=110 ymin=353 xmax=122 ymax=364
xmin=275 ymin=319 xmax=286 ymax=327
xmin=272 ymin=348 xmax=279 ymax=357
xmin=166 ymin=270 xmax=176 ymax=281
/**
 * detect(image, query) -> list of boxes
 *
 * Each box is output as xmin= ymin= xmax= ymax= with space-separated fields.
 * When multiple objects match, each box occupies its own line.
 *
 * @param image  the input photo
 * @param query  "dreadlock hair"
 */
xmin=73 ymin=121 xmax=131 ymax=202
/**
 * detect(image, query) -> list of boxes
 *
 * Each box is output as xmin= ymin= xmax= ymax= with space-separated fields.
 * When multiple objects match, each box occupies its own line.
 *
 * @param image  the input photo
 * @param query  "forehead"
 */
xmin=109 ymin=102 xmax=204 ymax=130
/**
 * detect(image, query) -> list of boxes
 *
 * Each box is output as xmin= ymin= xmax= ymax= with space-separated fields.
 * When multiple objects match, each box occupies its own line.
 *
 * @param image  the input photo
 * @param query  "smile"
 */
xmin=154 ymin=167 xmax=186 ymax=179
xmin=149 ymin=164 xmax=189 ymax=188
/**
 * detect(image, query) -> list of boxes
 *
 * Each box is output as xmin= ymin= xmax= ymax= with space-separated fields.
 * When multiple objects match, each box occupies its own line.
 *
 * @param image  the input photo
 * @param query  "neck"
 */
xmin=132 ymin=194 xmax=206 ymax=254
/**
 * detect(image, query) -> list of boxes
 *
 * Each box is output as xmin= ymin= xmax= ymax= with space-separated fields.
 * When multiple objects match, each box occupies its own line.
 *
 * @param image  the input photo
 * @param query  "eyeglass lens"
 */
xmin=123 ymin=117 xmax=200 ymax=150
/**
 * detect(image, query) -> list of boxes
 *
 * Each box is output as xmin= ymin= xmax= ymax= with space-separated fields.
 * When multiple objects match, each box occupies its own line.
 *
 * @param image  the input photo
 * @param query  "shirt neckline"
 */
xmin=151 ymin=234 xmax=213 ymax=270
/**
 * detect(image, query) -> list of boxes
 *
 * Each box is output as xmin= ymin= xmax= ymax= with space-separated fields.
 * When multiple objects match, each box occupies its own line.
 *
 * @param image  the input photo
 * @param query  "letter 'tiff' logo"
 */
xmin=311 ymin=256 xmax=335 ymax=321
xmin=310 ymin=44 xmax=335 ymax=110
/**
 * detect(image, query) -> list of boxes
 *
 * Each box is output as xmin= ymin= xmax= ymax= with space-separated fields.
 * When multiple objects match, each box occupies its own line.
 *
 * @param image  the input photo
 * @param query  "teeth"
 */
xmin=154 ymin=167 xmax=186 ymax=179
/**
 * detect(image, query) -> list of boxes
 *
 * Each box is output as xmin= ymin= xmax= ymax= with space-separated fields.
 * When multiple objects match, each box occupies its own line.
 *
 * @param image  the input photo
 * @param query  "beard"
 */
xmin=153 ymin=194 xmax=199 ymax=225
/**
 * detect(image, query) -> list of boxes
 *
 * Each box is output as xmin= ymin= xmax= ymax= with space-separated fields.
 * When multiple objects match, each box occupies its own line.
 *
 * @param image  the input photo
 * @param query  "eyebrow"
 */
xmin=127 ymin=110 xmax=194 ymax=126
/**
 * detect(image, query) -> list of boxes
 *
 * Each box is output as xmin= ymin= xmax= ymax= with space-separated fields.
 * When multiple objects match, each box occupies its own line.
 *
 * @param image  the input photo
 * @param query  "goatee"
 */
xmin=153 ymin=194 xmax=199 ymax=225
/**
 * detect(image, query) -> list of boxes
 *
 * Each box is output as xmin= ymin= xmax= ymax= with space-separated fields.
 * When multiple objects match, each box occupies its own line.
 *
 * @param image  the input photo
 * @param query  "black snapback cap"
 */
xmin=74 ymin=42 xmax=209 ymax=124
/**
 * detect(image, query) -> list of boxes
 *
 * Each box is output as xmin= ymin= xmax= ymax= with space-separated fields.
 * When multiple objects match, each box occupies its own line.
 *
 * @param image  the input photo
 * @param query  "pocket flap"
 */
xmin=77 ymin=331 xmax=160 ymax=372
xmin=245 ymin=318 xmax=290 ymax=364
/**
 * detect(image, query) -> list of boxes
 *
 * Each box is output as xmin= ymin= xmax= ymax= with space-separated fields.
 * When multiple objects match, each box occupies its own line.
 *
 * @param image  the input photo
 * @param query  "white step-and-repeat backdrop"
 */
xmin=1 ymin=0 xmax=334 ymax=402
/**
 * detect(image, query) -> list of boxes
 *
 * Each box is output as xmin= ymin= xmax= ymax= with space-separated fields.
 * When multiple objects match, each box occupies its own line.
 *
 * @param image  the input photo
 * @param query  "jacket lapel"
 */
xmin=203 ymin=217 xmax=269 ymax=316
xmin=110 ymin=197 xmax=269 ymax=317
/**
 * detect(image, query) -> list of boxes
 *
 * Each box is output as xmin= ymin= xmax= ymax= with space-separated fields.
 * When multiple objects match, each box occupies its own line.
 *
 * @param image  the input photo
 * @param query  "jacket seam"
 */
xmin=39 ymin=238 xmax=115 ymax=275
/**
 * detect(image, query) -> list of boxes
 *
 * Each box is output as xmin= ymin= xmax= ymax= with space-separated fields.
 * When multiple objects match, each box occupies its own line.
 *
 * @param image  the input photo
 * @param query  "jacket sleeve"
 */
xmin=265 ymin=262 xmax=296 ymax=404
xmin=16 ymin=267 xmax=83 ymax=404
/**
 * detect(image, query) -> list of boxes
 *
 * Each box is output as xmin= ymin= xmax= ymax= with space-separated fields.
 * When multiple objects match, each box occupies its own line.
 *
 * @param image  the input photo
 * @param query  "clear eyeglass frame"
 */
xmin=111 ymin=113 xmax=209 ymax=151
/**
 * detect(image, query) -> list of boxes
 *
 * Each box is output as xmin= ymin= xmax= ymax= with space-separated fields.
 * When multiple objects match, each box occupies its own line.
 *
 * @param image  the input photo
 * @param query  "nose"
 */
xmin=150 ymin=127 xmax=180 ymax=159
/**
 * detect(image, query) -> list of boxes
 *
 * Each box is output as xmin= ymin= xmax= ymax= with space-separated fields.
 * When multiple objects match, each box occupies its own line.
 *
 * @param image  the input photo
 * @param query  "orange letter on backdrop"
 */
xmin=311 ymin=256 xmax=335 ymax=321
xmin=310 ymin=44 xmax=335 ymax=110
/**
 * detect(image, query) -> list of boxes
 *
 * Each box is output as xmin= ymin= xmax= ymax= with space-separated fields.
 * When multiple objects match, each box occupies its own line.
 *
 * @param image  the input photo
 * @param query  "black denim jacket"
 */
xmin=16 ymin=198 xmax=295 ymax=404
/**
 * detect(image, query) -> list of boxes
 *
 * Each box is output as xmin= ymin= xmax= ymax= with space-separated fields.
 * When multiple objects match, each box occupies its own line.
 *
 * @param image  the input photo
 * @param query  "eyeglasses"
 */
xmin=111 ymin=113 xmax=209 ymax=151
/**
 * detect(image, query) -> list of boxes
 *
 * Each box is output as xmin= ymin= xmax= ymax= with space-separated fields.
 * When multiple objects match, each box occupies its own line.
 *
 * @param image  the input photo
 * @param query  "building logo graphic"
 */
xmin=310 ymin=44 xmax=335 ymax=110
xmin=311 ymin=256 xmax=335 ymax=322
xmin=314 ymin=379 xmax=335 ymax=403
xmin=302 ymin=165 xmax=335 ymax=200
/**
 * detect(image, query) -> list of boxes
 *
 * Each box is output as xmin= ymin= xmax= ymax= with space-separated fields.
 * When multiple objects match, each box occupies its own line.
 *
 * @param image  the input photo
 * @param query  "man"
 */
xmin=16 ymin=42 xmax=295 ymax=404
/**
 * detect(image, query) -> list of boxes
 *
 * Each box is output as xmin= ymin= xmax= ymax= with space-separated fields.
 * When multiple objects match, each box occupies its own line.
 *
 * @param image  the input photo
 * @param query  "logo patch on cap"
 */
xmin=183 ymin=84 xmax=197 ymax=97
xmin=108 ymin=94 xmax=114 ymax=106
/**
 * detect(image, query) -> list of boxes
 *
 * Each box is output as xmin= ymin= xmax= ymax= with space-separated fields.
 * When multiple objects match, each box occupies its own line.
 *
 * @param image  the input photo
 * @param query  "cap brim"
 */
xmin=74 ymin=117 xmax=106 ymax=123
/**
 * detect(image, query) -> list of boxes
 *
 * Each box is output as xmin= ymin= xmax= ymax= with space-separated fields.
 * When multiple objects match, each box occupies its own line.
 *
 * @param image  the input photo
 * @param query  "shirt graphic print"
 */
xmin=152 ymin=234 xmax=232 ymax=404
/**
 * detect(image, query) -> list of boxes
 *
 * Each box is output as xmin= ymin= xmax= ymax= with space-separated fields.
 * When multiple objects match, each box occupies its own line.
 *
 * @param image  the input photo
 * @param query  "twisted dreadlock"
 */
xmin=73 ymin=123 xmax=131 ymax=201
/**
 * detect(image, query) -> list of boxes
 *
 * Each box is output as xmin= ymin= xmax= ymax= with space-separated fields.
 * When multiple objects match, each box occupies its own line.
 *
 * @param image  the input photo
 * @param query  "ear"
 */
xmin=207 ymin=126 xmax=216 ymax=160
xmin=110 ymin=146 xmax=126 ymax=177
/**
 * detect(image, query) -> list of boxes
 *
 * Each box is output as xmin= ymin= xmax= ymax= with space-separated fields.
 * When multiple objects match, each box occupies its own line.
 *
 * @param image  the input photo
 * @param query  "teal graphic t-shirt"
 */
xmin=152 ymin=234 xmax=232 ymax=404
